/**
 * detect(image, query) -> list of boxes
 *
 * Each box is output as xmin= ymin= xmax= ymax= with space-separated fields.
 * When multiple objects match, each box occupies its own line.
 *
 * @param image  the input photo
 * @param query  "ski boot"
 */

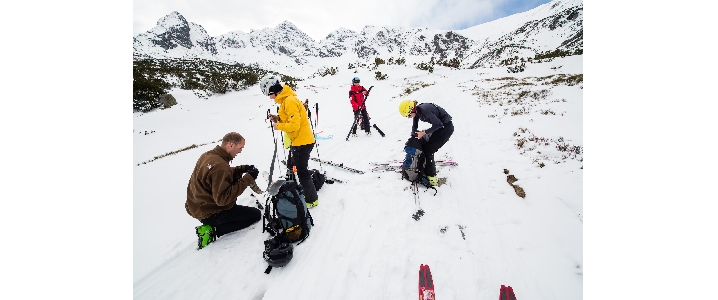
xmin=306 ymin=199 xmax=319 ymax=208
xmin=421 ymin=175 xmax=438 ymax=187
xmin=196 ymin=224 xmax=216 ymax=250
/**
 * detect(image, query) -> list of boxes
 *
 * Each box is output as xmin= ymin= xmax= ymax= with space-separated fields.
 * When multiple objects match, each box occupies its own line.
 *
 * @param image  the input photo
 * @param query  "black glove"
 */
xmin=233 ymin=167 xmax=245 ymax=183
xmin=246 ymin=166 xmax=259 ymax=180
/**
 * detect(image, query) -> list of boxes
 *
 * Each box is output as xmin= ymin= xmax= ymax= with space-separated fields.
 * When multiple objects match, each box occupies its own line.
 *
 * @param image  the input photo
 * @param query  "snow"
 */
xmin=457 ymin=0 xmax=581 ymax=42
xmin=134 ymin=55 xmax=583 ymax=299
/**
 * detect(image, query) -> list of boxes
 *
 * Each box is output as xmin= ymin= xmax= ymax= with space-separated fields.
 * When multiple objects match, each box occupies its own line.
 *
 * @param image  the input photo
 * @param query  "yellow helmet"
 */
xmin=399 ymin=100 xmax=415 ymax=117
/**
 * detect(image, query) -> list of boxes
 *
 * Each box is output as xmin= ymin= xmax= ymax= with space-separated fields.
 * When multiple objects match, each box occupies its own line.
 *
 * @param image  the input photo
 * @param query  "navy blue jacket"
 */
xmin=411 ymin=103 xmax=452 ymax=135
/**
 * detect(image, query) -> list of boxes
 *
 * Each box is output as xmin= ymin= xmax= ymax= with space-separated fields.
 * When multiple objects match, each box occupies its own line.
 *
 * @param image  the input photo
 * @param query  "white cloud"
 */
xmin=133 ymin=0 xmax=551 ymax=40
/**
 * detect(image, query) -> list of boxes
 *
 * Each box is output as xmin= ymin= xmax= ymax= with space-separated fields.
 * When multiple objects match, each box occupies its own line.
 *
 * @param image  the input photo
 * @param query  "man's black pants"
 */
xmin=287 ymin=143 xmax=318 ymax=203
xmin=200 ymin=204 xmax=261 ymax=237
xmin=352 ymin=109 xmax=370 ymax=134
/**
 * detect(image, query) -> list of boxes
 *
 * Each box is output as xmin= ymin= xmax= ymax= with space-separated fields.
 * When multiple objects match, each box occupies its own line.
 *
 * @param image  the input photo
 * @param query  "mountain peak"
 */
xmin=157 ymin=11 xmax=188 ymax=28
xmin=277 ymin=20 xmax=298 ymax=29
xmin=134 ymin=0 xmax=583 ymax=68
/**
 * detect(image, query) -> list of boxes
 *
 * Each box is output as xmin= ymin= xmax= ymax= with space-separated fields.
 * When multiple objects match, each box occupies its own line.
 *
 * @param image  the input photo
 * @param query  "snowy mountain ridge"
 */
xmin=133 ymin=0 xmax=582 ymax=69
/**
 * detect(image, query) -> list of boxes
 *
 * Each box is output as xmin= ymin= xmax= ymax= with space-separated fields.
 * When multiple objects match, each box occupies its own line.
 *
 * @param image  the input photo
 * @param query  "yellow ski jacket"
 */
xmin=274 ymin=85 xmax=315 ymax=147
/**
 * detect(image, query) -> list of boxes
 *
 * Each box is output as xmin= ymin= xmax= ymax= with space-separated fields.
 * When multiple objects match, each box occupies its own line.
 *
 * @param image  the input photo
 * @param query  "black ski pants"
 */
xmin=352 ymin=108 xmax=370 ymax=134
xmin=287 ymin=143 xmax=318 ymax=203
xmin=200 ymin=204 xmax=261 ymax=237
xmin=422 ymin=122 xmax=454 ymax=177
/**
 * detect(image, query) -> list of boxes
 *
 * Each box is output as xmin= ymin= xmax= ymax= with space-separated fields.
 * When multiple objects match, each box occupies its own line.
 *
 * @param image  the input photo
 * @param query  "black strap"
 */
xmin=267 ymin=109 xmax=278 ymax=189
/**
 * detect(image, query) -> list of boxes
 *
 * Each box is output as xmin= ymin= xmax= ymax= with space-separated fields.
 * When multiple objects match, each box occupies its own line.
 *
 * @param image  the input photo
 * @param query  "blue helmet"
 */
xmin=352 ymin=77 xmax=360 ymax=83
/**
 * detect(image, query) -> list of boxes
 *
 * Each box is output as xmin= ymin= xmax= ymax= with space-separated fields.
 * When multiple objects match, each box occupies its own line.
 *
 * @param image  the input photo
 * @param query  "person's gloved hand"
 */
xmin=233 ymin=166 xmax=245 ymax=183
xmin=246 ymin=166 xmax=259 ymax=180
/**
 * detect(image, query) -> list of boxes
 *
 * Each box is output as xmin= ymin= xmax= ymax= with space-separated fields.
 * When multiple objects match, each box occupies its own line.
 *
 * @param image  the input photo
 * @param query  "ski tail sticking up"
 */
xmin=314 ymin=102 xmax=319 ymax=127
xmin=410 ymin=181 xmax=425 ymax=220
xmin=499 ymin=285 xmax=517 ymax=300
xmin=373 ymin=124 xmax=386 ymax=137
xmin=418 ymin=264 xmax=435 ymax=300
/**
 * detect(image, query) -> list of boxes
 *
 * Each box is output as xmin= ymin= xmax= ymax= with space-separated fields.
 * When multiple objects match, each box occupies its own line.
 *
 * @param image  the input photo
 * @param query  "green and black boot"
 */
xmin=195 ymin=225 xmax=216 ymax=250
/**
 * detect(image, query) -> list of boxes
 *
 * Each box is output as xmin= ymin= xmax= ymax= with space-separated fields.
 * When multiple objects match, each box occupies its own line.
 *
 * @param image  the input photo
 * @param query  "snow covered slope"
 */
xmin=133 ymin=53 xmax=583 ymax=299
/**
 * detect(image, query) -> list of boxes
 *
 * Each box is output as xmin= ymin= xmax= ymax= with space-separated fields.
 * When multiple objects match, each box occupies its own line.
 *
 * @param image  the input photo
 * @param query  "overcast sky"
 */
xmin=133 ymin=0 xmax=552 ymax=41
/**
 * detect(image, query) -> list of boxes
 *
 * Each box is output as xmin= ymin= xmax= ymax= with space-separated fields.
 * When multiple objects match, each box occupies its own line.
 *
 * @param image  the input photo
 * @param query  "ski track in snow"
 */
xmin=133 ymin=55 xmax=582 ymax=299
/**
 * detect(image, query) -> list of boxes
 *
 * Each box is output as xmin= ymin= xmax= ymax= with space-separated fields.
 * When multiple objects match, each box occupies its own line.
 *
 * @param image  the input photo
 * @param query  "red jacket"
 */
xmin=349 ymin=85 xmax=368 ymax=111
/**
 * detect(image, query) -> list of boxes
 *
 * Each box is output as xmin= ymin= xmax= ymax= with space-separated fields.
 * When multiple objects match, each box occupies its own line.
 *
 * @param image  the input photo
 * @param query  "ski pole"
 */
xmin=345 ymin=114 xmax=360 ymax=141
xmin=305 ymin=99 xmax=311 ymax=121
xmin=266 ymin=109 xmax=278 ymax=190
xmin=276 ymin=106 xmax=288 ymax=170
xmin=306 ymin=102 xmax=323 ymax=171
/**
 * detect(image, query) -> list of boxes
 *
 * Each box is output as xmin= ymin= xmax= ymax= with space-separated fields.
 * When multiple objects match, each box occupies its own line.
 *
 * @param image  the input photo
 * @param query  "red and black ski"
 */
xmin=418 ymin=264 xmax=435 ymax=300
xmin=499 ymin=285 xmax=517 ymax=300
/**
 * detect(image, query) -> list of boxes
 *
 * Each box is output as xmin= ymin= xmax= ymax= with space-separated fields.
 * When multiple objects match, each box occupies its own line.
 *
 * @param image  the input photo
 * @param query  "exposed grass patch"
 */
xmin=416 ymin=62 xmax=434 ymax=73
xmin=398 ymin=81 xmax=435 ymax=97
xmin=535 ymin=74 xmax=583 ymax=86
xmin=513 ymin=127 xmax=583 ymax=169
xmin=375 ymin=71 xmax=389 ymax=80
xmin=315 ymin=66 xmax=338 ymax=77
xmin=468 ymin=74 xmax=579 ymax=121
xmin=133 ymin=58 xmax=292 ymax=112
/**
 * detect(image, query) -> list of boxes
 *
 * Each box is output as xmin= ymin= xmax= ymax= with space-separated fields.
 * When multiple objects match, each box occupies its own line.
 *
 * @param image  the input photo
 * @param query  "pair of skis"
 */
xmin=346 ymin=86 xmax=387 ymax=140
xmin=312 ymin=157 xmax=459 ymax=174
xmin=417 ymin=264 xmax=518 ymax=300
xmin=419 ymin=264 xmax=435 ymax=300
xmin=371 ymin=160 xmax=458 ymax=172
xmin=310 ymin=157 xmax=365 ymax=174
xmin=279 ymin=160 xmax=346 ymax=184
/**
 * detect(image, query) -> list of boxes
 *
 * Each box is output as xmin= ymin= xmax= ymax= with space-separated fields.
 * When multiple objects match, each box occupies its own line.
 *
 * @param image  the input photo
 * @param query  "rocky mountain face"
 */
xmin=133 ymin=0 xmax=582 ymax=68
xmin=133 ymin=11 xmax=218 ymax=59
xmin=464 ymin=1 xmax=583 ymax=68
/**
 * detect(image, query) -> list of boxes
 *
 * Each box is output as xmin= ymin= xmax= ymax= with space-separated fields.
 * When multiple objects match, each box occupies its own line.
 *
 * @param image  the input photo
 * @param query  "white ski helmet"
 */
xmin=260 ymin=75 xmax=283 ymax=96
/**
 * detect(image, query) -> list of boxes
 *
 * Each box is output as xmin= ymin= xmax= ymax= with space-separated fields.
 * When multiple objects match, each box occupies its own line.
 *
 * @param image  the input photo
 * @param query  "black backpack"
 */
xmin=402 ymin=137 xmax=436 ymax=189
xmin=402 ymin=137 xmax=426 ymax=183
xmin=310 ymin=169 xmax=326 ymax=191
xmin=263 ymin=180 xmax=314 ymax=243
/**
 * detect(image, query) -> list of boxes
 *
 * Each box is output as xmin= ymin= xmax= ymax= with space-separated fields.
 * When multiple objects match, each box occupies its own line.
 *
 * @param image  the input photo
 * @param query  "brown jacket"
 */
xmin=185 ymin=145 xmax=255 ymax=220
